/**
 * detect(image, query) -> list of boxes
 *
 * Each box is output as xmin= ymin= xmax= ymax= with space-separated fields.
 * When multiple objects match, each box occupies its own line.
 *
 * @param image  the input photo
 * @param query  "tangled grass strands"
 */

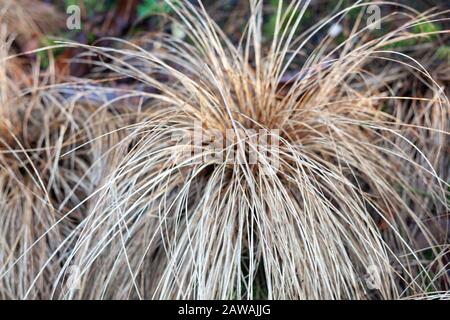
xmin=23 ymin=1 xmax=444 ymax=299
xmin=0 ymin=26 xmax=129 ymax=299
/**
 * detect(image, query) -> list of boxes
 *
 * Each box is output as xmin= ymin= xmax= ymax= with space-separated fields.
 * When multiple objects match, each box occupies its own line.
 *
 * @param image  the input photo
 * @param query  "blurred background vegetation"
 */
xmin=27 ymin=1 xmax=450 ymax=62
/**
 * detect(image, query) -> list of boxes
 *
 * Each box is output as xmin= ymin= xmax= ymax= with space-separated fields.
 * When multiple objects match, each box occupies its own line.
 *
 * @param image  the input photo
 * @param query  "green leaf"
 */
xmin=138 ymin=0 xmax=176 ymax=17
xmin=383 ymin=20 xmax=442 ymax=50
xmin=436 ymin=45 xmax=450 ymax=60
xmin=384 ymin=38 xmax=417 ymax=50
xmin=412 ymin=21 xmax=441 ymax=35
xmin=37 ymin=37 xmax=64 ymax=69
xmin=411 ymin=20 xmax=441 ymax=43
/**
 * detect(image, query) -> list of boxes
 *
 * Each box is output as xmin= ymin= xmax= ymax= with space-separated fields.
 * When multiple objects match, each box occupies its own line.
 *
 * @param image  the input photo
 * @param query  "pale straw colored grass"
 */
xmin=0 ymin=0 xmax=449 ymax=299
